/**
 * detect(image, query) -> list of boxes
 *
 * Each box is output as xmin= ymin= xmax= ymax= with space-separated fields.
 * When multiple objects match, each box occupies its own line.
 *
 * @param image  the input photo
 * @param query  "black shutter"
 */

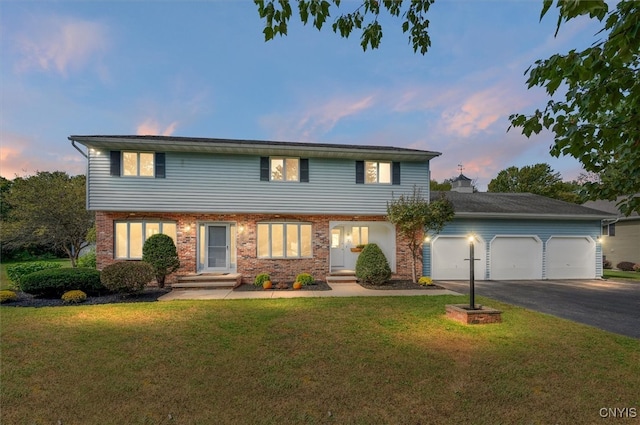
xmin=300 ymin=158 xmax=309 ymax=182
xmin=392 ymin=162 xmax=401 ymax=185
xmin=155 ymin=153 xmax=166 ymax=178
xmin=110 ymin=151 xmax=121 ymax=177
xmin=355 ymin=161 xmax=364 ymax=184
xmin=260 ymin=157 xmax=269 ymax=181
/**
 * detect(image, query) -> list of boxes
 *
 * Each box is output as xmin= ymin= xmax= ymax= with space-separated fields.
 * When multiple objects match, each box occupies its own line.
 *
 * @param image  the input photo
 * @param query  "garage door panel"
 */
xmin=546 ymin=237 xmax=595 ymax=279
xmin=491 ymin=236 xmax=542 ymax=280
xmin=432 ymin=237 xmax=486 ymax=280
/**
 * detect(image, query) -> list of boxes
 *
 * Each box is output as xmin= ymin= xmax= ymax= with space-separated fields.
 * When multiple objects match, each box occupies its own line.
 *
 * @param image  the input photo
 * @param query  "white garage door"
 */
xmin=490 ymin=236 xmax=542 ymax=280
xmin=432 ymin=236 xmax=486 ymax=280
xmin=546 ymin=236 xmax=596 ymax=279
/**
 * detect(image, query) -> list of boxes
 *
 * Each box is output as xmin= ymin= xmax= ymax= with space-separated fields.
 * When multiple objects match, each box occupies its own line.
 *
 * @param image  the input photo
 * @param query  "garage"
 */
xmin=431 ymin=236 xmax=486 ymax=280
xmin=490 ymin=236 xmax=542 ymax=280
xmin=546 ymin=236 xmax=596 ymax=279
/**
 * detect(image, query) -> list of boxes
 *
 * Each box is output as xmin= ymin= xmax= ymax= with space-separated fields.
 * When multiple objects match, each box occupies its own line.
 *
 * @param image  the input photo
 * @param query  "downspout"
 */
xmin=71 ymin=140 xmax=88 ymax=158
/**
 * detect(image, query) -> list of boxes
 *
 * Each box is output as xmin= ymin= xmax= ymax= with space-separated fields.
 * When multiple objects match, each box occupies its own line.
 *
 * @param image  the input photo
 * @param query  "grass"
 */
xmin=603 ymin=269 xmax=640 ymax=281
xmin=2 ymin=296 xmax=639 ymax=424
xmin=0 ymin=259 xmax=71 ymax=290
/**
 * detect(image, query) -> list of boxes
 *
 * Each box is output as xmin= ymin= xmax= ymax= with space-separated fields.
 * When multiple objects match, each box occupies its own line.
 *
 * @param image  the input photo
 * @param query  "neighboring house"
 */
xmin=583 ymin=198 xmax=640 ymax=267
xmin=70 ymin=135 xmax=440 ymax=284
xmin=424 ymin=191 xmax=616 ymax=280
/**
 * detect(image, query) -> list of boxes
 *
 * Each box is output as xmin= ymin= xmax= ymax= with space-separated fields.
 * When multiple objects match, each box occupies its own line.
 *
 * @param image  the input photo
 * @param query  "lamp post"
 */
xmin=469 ymin=235 xmax=476 ymax=310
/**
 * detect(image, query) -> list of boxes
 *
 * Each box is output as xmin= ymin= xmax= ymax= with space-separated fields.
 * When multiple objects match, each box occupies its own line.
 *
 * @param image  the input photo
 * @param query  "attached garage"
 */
xmin=490 ymin=236 xmax=542 ymax=280
xmin=546 ymin=236 xmax=596 ymax=279
xmin=431 ymin=236 xmax=486 ymax=280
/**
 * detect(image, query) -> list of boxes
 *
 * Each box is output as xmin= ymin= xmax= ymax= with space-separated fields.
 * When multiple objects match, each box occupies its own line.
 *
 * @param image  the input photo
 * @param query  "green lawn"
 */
xmin=2 ymin=296 xmax=639 ymax=424
xmin=604 ymin=269 xmax=640 ymax=281
xmin=0 ymin=259 xmax=71 ymax=290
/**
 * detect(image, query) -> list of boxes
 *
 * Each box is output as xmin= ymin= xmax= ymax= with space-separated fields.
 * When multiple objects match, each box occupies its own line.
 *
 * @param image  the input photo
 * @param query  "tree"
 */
xmin=1 ymin=172 xmax=94 ymax=266
xmin=487 ymin=163 xmax=580 ymax=202
xmin=430 ymin=179 xmax=452 ymax=191
xmin=386 ymin=186 xmax=454 ymax=283
xmin=509 ymin=1 xmax=640 ymax=216
xmin=142 ymin=233 xmax=180 ymax=288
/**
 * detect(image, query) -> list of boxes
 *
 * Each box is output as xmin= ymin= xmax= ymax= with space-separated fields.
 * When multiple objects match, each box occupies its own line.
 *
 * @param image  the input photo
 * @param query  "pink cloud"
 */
xmin=13 ymin=15 xmax=110 ymax=77
xmin=136 ymin=119 xmax=179 ymax=136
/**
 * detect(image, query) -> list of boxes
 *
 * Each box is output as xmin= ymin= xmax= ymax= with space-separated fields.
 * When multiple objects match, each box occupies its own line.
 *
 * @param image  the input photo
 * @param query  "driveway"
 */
xmin=436 ymin=279 xmax=640 ymax=339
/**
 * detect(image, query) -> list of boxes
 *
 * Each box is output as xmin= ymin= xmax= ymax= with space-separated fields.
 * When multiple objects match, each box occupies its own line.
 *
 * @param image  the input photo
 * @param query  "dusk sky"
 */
xmin=1 ymin=1 xmax=604 ymax=189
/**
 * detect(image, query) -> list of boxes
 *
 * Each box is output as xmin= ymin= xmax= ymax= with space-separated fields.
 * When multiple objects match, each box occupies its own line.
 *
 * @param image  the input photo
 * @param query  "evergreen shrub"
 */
xmin=101 ymin=261 xmax=154 ymax=294
xmin=355 ymin=243 xmax=391 ymax=285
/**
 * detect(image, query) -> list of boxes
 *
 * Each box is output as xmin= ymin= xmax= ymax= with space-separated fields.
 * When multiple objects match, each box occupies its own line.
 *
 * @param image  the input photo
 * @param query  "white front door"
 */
xmin=198 ymin=223 xmax=230 ymax=272
xmin=330 ymin=227 xmax=345 ymax=268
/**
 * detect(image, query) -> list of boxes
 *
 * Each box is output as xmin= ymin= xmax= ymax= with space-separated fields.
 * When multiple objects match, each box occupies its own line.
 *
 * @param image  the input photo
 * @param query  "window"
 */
xmin=257 ymin=222 xmax=312 ymax=258
xmin=270 ymin=157 xmax=299 ymax=181
xmin=351 ymin=226 xmax=369 ymax=246
xmin=603 ymin=223 xmax=616 ymax=237
xmin=365 ymin=161 xmax=391 ymax=184
xmin=122 ymin=152 xmax=155 ymax=177
xmin=114 ymin=221 xmax=177 ymax=259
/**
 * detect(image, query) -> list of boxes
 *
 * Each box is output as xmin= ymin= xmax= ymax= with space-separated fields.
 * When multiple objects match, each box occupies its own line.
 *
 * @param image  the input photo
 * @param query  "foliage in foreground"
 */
xmin=61 ymin=290 xmax=87 ymax=304
xmin=0 ymin=289 xmax=17 ymax=303
xmin=295 ymin=273 xmax=314 ymax=286
xmin=6 ymin=261 xmax=63 ymax=287
xmin=254 ymin=272 xmax=271 ymax=286
xmin=100 ymin=261 xmax=154 ymax=294
xmin=19 ymin=268 xmax=103 ymax=298
xmin=355 ymin=243 xmax=391 ymax=285
xmin=142 ymin=234 xmax=180 ymax=288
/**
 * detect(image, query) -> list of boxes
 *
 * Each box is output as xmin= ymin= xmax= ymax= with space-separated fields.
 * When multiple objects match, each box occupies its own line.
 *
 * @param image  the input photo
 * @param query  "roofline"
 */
xmin=68 ymin=135 xmax=441 ymax=162
xmin=454 ymin=212 xmax=617 ymax=220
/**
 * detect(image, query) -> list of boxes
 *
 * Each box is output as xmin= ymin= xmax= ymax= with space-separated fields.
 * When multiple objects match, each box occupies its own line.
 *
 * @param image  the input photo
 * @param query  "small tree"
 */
xmin=142 ymin=234 xmax=180 ymax=288
xmin=355 ymin=243 xmax=391 ymax=285
xmin=387 ymin=186 xmax=455 ymax=283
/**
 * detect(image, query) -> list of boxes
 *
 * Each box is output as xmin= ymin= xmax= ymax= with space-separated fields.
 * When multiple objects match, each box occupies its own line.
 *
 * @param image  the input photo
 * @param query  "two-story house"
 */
xmin=70 ymin=135 xmax=440 ymax=285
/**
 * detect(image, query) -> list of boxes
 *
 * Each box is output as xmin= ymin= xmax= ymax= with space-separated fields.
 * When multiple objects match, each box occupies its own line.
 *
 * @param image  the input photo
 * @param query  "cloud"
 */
xmin=13 ymin=15 xmax=110 ymax=77
xmin=136 ymin=119 xmax=179 ymax=136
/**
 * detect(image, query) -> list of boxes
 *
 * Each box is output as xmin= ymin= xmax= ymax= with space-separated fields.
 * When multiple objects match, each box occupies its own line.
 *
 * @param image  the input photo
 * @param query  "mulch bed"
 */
xmin=234 ymin=281 xmax=332 ymax=291
xmin=1 ymin=288 xmax=171 ymax=308
xmin=358 ymin=280 xmax=445 ymax=290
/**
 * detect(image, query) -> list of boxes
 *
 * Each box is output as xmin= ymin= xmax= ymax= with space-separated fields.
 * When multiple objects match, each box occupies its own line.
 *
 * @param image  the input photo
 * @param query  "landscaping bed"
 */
xmin=358 ymin=279 xmax=445 ymax=290
xmin=234 ymin=280 xmax=332 ymax=291
xmin=0 ymin=288 xmax=170 ymax=308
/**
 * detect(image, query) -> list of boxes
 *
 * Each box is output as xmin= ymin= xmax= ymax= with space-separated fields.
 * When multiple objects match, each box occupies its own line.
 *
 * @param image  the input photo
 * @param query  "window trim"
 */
xmin=356 ymin=160 xmax=400 ymax=185
xmin=257 ymin=222 xmax=313 ymax=259
xmin=270 ymin=157 xmax=300 ymax=182
xmin=114 ymin=220 xmax=177 ymax=259
xmin=122 ymin=151 xmax=155 ymax=177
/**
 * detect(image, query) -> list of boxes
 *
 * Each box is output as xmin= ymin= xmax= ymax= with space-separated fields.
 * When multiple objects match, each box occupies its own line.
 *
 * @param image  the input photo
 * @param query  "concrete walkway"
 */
xmin=158 ymin=282 xmax=461 ymax=301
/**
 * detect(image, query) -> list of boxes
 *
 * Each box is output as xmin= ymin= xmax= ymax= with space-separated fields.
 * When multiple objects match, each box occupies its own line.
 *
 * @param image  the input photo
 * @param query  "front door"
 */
xmin=199 ymin=223 xmax=230 ymax=271
xmin=330 ymin=227 xmax=345 ymax=268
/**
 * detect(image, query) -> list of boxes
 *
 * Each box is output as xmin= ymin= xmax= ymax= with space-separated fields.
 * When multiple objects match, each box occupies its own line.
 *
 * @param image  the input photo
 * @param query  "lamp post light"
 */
xmin=468 ymin=235 xmax=476 ymax=310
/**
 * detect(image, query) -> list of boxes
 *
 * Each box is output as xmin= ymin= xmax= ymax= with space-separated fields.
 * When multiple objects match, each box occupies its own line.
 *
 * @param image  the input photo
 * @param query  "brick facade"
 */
xmin=95 ymin=211 xmax=419 ymax=285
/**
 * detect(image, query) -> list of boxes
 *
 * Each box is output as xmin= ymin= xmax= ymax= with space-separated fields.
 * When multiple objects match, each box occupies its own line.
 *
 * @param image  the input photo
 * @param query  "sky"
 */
xmin=0 ymin=1 xmax=605 ymax=190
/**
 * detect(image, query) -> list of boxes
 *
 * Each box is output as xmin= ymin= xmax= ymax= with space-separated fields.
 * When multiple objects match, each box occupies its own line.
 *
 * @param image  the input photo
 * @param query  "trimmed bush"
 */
xmin=101 ymin=261 xmax=154 ymax=294
xmin=634 ymin=264 xmax=640 ymax=272
xmin=0 ymin=290 xmax=17 ymax=303
xmin=356 ymin=243 xmax=391 ymax=285
xmin=77 ymin=248 xmax=96 ymax=268
xmin=142 ymin=234 xmax=180 ymax=288
xmin=603 ymin=259 xmax=613 ymax=269
xmin=20 ymin=268 xmax=103 ymax=298
xmin=616 ymin=261 xmax=636 ymax=272
xmin=254 ymin=273 xmax=271 ymax=287
xmin=6 ymin=261 xmax=63 ymax=286
xmin=296 ymin=273 xmax=314 ymax=286
xmin=418 ymin=276 xmax=434 ymax=286
xmin=62 ymin=290 xmax=87 ymax=304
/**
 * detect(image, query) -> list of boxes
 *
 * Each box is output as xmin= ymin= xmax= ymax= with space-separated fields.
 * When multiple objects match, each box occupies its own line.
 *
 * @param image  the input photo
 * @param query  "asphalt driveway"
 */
xmin=436 ymin=279 xmax=640 ymax=339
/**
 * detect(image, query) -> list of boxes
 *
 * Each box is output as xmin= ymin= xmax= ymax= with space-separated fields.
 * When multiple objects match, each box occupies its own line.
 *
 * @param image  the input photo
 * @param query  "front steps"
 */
xmin=172 ymin=273 xmax=242 ymax=290
xmin=326 ymin=271 xmax=358 ymax=285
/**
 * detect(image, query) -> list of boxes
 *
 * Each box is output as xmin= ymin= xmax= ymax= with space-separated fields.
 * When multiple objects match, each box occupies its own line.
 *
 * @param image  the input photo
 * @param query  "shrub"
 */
xmin=616 ymin=261 xmax=636 ymax=272
xmin=101 ymin=262 xmax=154 ymax=294
xmin=61 ymin=290 xmax=87 ymax=304
xmin=6 ymin=261 xmax=63 ymax=286
xmin=295 ymin=273 xmax=314 ymax=286
xmin=0 ymin=290 xmax=17 ymax=303
xmin=356 ymin=243 xmax=391 ymax=285
xmin=20 ymin=268 xmax=103 ymax=298
xmin=634 ymin=264 xmax=640 ymax=272
xmin=77 ymin=248 xmax=97 ymax=268
xmin=254 ymin=273 xmax=271 ymax=287
xmin=418 ymin=276 xmax=433 ymax=286
xmin=142 ymin=234 xmax=180 ymax=288
xmin=603 ymin=259 xmax=613 ymax=269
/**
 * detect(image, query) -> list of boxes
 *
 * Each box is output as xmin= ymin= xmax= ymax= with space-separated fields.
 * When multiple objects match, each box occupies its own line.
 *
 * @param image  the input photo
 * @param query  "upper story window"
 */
xmin=365 ymin=161 xmax=391 ymax=184
xmin=115 ymin=220 xmax=177 ymax=259
xmin=356 ymin=160 xmax=400 ymax=185
xmin=123 ymin=152 xmax=155 ymax=177
xmin=271 ymin=157 xmax=299 ymax=182
xmin=260 ymin=157 xmax=309 ymax=182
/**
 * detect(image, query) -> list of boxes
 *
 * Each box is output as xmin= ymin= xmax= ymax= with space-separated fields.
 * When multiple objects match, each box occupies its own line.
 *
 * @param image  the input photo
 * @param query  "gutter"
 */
xmin=71 ymin=140 xmax=88 ymax=159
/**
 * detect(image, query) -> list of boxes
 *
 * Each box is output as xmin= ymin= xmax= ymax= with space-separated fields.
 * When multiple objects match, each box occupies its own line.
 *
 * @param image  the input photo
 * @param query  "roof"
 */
xmin=69 ymin=135 xmax=441 ymax=162
xmin=452 ymin=173 xmax=472 ymax=182
xmin=431 ymin=191 xmax=616 ymax=220
xmin=583 ymin=198 xmax=640 ymax=221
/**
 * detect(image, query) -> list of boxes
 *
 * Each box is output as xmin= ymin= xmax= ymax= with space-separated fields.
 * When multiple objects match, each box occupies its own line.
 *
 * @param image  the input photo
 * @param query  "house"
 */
xmin=69 ymin=135 xmax=440 ymax=285
xmin=583 ymin=198 xmax=640 ymax=267
xmin=424 ymin=190 xmax=616 ymax=280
